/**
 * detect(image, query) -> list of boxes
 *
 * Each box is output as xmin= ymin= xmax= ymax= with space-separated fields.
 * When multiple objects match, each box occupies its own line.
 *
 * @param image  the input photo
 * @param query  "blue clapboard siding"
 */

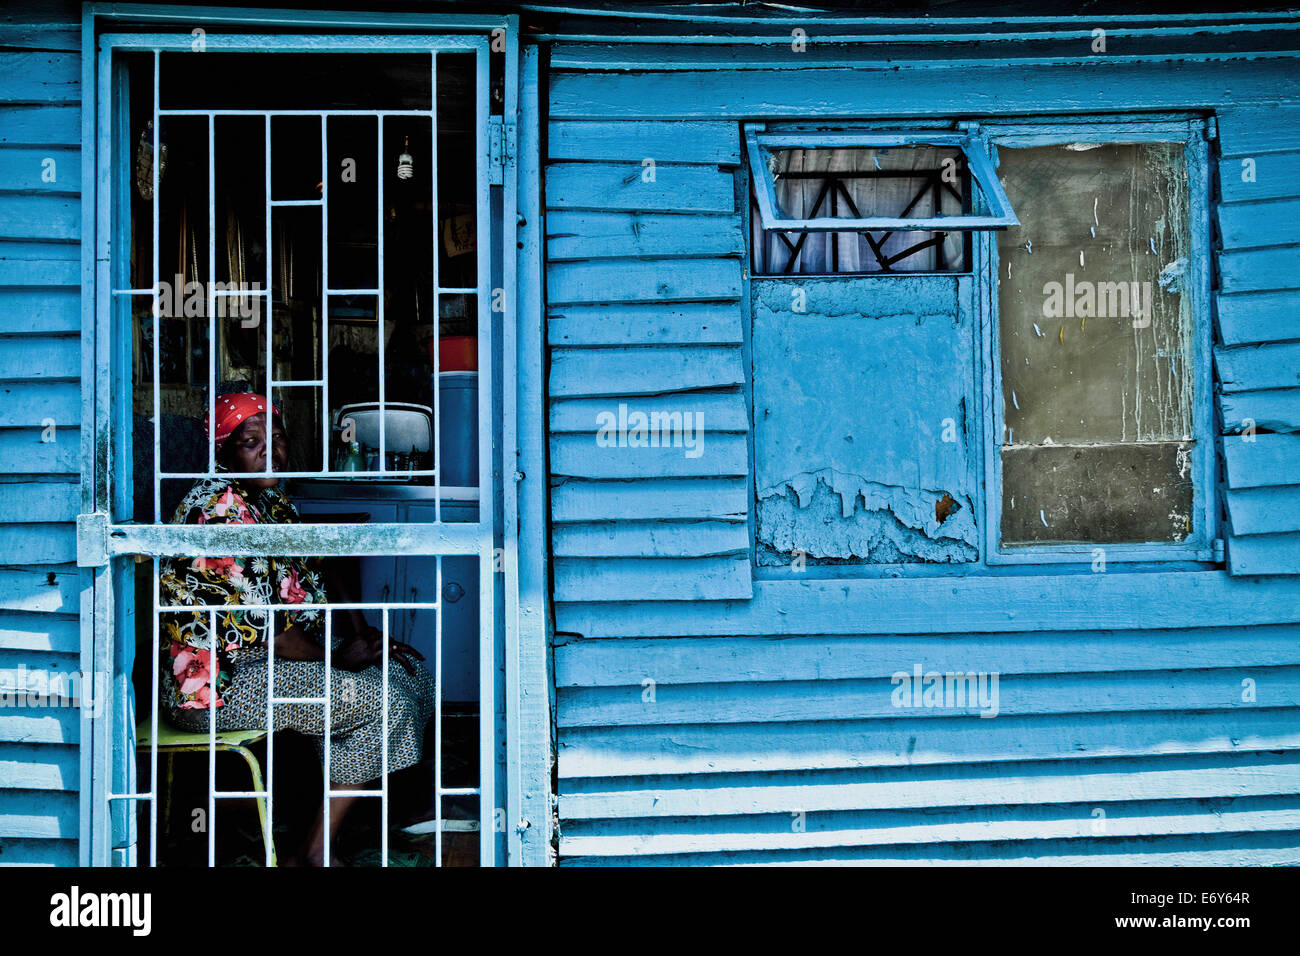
xmin=554 ymin=582 xmax=1300 ymax=865
xmin=0 ymin=2 xmax=82 ymax=868
xmin=1215 ymin=103 xmax=1300 ymax=575
xmin=547 ymin=47 xmax=1300 ymax=867
xmin=545 ymin=118 xmax=751 ymax=602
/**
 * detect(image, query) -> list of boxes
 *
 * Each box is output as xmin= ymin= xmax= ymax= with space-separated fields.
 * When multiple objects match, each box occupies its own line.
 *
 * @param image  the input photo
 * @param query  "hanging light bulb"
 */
xmin=397 ymin=135 xmax=414 ymax=180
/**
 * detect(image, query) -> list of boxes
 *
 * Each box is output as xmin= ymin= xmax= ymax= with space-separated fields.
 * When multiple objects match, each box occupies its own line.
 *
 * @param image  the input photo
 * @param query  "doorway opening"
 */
xmin=108 ymin=39 xmax=498 ymax=867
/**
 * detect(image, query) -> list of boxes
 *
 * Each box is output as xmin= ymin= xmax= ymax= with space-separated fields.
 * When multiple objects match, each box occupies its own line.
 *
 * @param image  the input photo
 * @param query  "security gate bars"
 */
xmin=86 ymin=31 xmax=503 ymax=867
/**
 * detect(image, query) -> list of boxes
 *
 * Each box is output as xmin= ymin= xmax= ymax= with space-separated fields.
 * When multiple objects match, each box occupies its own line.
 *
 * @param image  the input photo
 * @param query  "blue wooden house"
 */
xmin=1 ymin=1 xmax=1300 ymax=866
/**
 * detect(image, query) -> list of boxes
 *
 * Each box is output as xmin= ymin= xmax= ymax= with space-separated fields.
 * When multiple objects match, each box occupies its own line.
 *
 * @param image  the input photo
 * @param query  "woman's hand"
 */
xmin=334 ymin=630 xmax=380 ymax=672
xmin=335 ymin=625 xmax=425 ymax=676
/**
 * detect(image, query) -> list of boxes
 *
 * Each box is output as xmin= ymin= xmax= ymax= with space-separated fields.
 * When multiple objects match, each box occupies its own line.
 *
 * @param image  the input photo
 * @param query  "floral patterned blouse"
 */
xmin=159 ymin=476 xmax=327 ymax=710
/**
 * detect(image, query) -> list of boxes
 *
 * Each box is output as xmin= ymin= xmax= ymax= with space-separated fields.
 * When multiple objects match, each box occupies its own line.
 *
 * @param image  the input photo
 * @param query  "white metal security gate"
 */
xmin=79 ymin=26 xmax=514 ymax=867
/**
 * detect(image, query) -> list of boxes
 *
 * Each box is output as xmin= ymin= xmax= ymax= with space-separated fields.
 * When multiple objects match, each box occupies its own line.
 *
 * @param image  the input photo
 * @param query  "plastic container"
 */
xmin=430 ymin=335 xmax=477 ymax=372
xmin=438 ymin=371 xmax=478 ymax=487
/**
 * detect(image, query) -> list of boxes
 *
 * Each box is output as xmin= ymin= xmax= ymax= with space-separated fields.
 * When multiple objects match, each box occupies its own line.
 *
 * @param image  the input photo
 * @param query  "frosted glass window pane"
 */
xmin=996 ymin=143 xmax=1195 ymax=545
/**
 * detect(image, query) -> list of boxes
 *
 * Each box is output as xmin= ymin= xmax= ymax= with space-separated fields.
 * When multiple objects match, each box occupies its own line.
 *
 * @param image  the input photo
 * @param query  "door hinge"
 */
xmin=488 ymin=115 xmax=515 ymax=186
xmin=77 ymin=511 xmax=110 ymax=568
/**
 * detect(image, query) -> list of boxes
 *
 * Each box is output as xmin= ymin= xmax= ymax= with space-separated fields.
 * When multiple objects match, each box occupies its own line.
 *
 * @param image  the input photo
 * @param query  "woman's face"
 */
xmin=223 ymin=412 xmax=287 ymax=487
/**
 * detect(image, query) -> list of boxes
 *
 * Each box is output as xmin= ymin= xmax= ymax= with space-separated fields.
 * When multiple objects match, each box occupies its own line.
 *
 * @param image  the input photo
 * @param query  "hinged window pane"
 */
xmin=746 ymin=126 xmax=1017 ymax=276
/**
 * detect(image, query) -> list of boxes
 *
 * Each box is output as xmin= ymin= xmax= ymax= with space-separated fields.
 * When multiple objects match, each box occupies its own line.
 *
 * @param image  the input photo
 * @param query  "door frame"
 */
xmin=76 ymin=2 xmax=552 ymax=866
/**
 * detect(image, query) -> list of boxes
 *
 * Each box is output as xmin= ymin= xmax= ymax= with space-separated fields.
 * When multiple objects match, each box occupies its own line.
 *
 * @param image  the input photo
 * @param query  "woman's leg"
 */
xmin=166 ymin=658 xmax=435 ymax=863
xmin=290 ymin=783 xmax=366 ymax=867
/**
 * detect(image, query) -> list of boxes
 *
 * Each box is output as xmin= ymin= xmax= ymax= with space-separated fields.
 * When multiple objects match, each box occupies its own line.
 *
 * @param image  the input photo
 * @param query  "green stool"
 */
xmin=136 ymin=719 xmax=277 ymax=866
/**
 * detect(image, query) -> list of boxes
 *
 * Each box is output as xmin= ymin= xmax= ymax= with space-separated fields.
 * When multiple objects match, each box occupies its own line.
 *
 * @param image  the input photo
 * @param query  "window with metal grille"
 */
xmin=745 ymin=126 xmax=1018 ymax=276
xmin=745 ymin=119 xmax=1214 ymax=572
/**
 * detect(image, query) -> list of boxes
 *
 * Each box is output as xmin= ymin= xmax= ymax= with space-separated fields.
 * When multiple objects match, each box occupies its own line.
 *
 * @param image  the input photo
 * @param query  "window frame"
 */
xmin=981 ymin=117 xmax=1218 ymax=566
xmin=743 ymin=115 xmax=1218 ymax=579
xmin=744 ymin=123 xmax=1020 ymax=232
xmin=79 ymin=14 xmax=530 ymax=868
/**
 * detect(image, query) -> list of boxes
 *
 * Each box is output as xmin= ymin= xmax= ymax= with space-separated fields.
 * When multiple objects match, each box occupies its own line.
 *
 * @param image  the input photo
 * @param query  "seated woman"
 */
xmin=159 ymin=392 xmax=437 ymax=866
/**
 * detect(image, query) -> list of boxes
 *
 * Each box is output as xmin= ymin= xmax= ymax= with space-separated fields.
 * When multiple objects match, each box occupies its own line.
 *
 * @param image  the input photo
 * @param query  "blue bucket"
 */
xmin=438 ymin=371 xmax=478 ymax=487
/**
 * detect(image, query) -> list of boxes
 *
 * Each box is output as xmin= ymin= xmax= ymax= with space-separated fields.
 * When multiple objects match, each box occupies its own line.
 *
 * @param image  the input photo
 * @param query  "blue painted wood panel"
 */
xmin=1219 ymin=388 xmax=1300 ymax=434
xmin=751 ymin=276 xmax=976 ymax=565
xmin=544 ymin=117 xmax=751 ymax=603
xmin=0 ymin=0 xmax=82 ymax=869
xmin=1215 ymin=105 xmax=1300 ymax=577
xmin=546 ymin=46 xmax=1300 ymax=867
xmin=548 ymin=61 xmax=1300 ymax=121
xmin=1216 ymin=289 xmax=1299 ymax=347
xmin=0 ymin=6 xmax=1297 ymax=869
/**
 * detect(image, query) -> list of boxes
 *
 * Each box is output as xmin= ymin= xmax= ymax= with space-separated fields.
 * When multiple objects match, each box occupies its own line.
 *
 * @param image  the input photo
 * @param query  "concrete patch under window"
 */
xmin=752 ymin=275 xmax=977 ymax=565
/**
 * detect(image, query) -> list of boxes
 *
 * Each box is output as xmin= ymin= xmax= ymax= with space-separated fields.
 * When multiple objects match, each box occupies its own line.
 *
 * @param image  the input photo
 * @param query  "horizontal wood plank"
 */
xmin=0 ymin=146 xmax=78 ymax=197
xmin=557 ymin=708 xmax=1300 ymax=778
xmin=0 ymin=52 xmax=78 ymax=105
xmin=1217 ymin=196 xmax=1300 ymax=250
xmin=0 ymin=195 xmax=78 ymax=243
xmin=0 ymin=482 xmax=76 ymax=524
xmin=550 ymin=432 xmax=748 ymax=478
xmin=0 ymin=288 xmax=79 ymax=334
xmin=547 ymin=120 xmax=740 ymax=164
xmin=558 ymin=666 xmax=1300 ymax=727
xmin=548 ymin=62 xmax=1300 ymax=121
xmin=1226 ymin=485 xmax=1300 ymax=536
xmin=0 ymin=568 xmax=77 ymax=615
xmin=0 ymin=790 xmax=77 ymax=841
xmin=0 ymin=837 xmax=77 ymax=865
xmin=0 ymin=524 xmax=74 ymax=565
xmin=0 ymin=105 xmax=79 ymax=147
xmin=561 ymin=795 xmax=1300 ymax=857
xmin=547 ymin=258 xmax=742 ymax=305
xmin=1215 ymin=341 xmax=1300 ymax=392
xmin=559 ymin=751 xmax=1300 ymax=813
xmin=546 ymin=162 xmax=735 ymax=214
xmin=548 ymin=301 xmax=744 ymax=347
xmin=0 ymin=254 xmax=77 ymax=287
xmin=550 ymin=391 xmax=748 ymax=432
xmin=555 ymin=555 xmax=753 ymax=602
xmin=549 ymin=35 xmax=1300 ymax=71
xmin=1219 ymin=246 xmax=1300 ymax=294
xmin=1223 ymin=433 xmax=1300 ymax=489
xmin=1217 ymin=156 xmax=1300 ymax=204
xmin=0 ymin=380 xmax=79 ymax=426
xmin=1216 ymin=290 xmax=1300 ymax=346
xmin=0 ymin=741 xmax=76 ymax=790
xmin=0 ymin=21 xmax=80 ymax=53
xmin=555 ymin=571 xmax=1300 ymax=636
xmin=553 ymin=520 xmax=748 ymax=559
xmin=0 ymin=612 xmax=79 ymax=654
xmin=0 ymin=708 xmax=80 ymax=746
xmin=546 ymin=210 xmax=744 ymax=261
xmin=0 ymin=429 xmax=79 ymax=474
xmin=562 ymin=831 xmax=1300 ymax=866
xmin=1228 ymin=532 xmax=1300 ymax=576
xmin=1219 ymin=387 xmax=1300 ymax=434
xmin=1217 ymin=107 xmax=1300 ymax=158
xmin=0 ymin=334 xmax=78 ymax=381
xmin=550 ymin=344 xmax=744 ymax=398
xmin=555 ymin=625 xmax=1300 ymax=687
xmin=550 ymin=477 xmax=750 ymax=522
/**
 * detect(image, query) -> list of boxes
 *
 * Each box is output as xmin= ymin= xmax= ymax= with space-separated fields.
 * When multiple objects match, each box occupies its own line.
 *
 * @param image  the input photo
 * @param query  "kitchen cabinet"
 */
xmin=293 ymin=488 xmax=480 ymax=703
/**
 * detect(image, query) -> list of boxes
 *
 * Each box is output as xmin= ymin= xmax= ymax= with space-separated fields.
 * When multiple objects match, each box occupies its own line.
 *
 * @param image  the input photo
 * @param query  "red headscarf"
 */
xmin=205 ymin=393 xmax=282 ymax=452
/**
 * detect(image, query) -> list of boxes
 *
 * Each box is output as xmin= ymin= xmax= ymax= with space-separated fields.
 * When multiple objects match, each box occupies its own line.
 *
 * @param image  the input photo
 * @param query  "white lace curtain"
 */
xmin=753 ymin=147 xmax=965 ymax=274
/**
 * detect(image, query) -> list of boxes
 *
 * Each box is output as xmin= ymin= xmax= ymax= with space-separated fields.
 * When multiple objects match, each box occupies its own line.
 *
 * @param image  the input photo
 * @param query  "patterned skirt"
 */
xmin=163 ymin=656 xmax=437 ymax=786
